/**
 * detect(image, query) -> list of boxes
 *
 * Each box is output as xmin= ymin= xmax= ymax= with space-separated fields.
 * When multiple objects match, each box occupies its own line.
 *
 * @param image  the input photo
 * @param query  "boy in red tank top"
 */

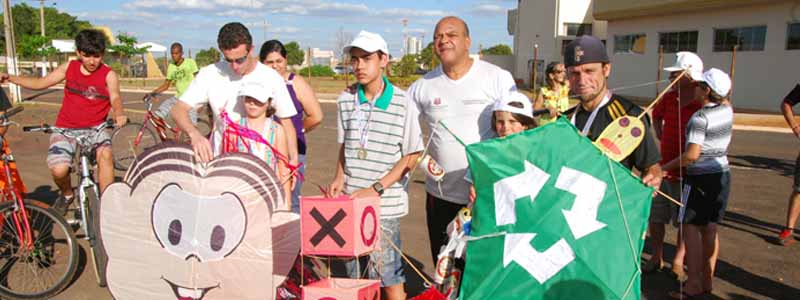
xmin=0 ymin=29 xmax=126 ymax=207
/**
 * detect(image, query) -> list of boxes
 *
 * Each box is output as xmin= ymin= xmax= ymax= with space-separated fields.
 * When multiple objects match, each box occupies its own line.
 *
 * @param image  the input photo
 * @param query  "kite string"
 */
xmin=607 ymin=158 xmax=640 ymax=300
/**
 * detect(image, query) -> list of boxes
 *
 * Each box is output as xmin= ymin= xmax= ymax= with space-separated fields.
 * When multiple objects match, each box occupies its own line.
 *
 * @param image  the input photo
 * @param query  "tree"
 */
xmin=481 ymin=44 xmax=513 ymax=56
xmin=298 ymin=65 xmax=335 ymax=77
xmin=0 ymin=3 xmax=92 ymax=53
xmin=418 ymin=42 xmax=439 ymax=70
xmin=107 ymin=33 xmax=149 ymax=77
xmin=195 ymin=47 xmax=220 ymax=67
xmin=392 ymin=54 xmax=418 ymax=77
xmin=18 ymin=35 xmax=57 ymax=58
xmin=284 ymin=41 xmax=304 ymax=66
xmin=333 ymin=27 xmax=353 ymax=64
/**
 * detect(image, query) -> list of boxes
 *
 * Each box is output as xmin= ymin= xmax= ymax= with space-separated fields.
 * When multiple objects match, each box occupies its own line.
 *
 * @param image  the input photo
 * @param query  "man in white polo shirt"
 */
xmin=408 ymin=16 xmax=517 ymax=265
xmin=327 ymin=30 xmax=423 ymax=300
xmin=171 ymin=22 xmax=298 ymax=165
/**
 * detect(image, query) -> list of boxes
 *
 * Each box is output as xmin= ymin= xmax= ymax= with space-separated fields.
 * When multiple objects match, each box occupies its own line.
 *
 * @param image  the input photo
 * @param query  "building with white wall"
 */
xmin=405 ymin=36 xmax=423 ymax=55
xmin=508 ymin=0 xmax=607 ymax=87
xmin=596 ymin=0 xmax=799 ymax=112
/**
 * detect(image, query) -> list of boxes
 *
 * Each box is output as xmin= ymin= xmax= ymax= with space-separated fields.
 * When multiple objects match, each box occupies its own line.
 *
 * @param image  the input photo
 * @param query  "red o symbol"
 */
xmin=361 ymin=206 xmax=377 ymax=246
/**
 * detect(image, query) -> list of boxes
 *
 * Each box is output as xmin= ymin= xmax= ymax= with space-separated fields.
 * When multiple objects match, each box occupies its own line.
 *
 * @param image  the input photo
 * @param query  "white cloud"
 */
xmin=375 ymin=8 xmax=446 ymax=18
xmin=470 ymin=4 xmax=508 ymax=15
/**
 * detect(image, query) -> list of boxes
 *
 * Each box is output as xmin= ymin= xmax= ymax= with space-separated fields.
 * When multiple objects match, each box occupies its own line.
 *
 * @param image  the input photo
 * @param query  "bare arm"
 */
xmin=782 ymin=101 xmax=800 ymax=138
xmin=533 ymin=91 xmax=544 ymax=110
xmin=151 ymin=80 xmax=172 ymax=95
xmin=171 ymin=100 xmax=212 ymax=161
xmin=106 ymin=71 xmax=127 ymax=127
xmin=2 ymin=63 xmax=67 ymax=90
xmin=293 ymin=75 xmax=323 ymax=132
xmin=279 ymin=118 xmax=298 ymax=165
xmin=662 ymin=143 xmax=702 ymax=172
xmin=326 ymin=143 xmax=346 ymax=197
xmin=275 ymin=124 xmax=292 ymax=208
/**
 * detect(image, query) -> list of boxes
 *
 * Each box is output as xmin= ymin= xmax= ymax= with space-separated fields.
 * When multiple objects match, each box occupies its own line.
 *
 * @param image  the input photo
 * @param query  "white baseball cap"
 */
xmin=696 ymin=68 xmax=731 ymax=97
xmin=238 ymin=81 xmax=274 ymax=103
xmin=493 ymin=92 xmax=533 ymax=118
xmin=663 ymin=51 xmax=704 ymax=80
xmin=343 ymin=30 xmax=389 ymax=55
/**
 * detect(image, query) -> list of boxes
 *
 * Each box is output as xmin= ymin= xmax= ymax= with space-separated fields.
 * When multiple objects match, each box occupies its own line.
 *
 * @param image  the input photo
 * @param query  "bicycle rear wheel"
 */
xmin=0 ymin=200 xmax=79 ymax=299
xmin=84 ymin=186 xmax=107 ymax=287
xmin=111 ymin=122 xmax=157 ymax=171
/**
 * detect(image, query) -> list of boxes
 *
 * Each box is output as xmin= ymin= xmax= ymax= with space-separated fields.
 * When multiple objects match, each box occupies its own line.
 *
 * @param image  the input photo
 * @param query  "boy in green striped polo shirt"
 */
xmin=326 ymin=30 xmax=423 ymax=300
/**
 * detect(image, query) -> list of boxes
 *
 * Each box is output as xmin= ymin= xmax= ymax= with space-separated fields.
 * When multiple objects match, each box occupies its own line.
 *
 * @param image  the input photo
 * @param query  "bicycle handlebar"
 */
xmin=23 ymin=119 xmax=116 ymax=135
xmin=2 ymin=106 xmax=24 ymax=119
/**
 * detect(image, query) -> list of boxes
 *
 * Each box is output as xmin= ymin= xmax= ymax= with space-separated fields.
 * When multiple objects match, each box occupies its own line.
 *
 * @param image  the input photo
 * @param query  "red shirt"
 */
xmin=56 ymin=60 xmax=111 ymax=128
xmin=651 ymin=91 xmax=702 ymax=179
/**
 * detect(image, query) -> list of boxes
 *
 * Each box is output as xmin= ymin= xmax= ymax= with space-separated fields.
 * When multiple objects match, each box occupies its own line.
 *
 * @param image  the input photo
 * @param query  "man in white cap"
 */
xmin=663 ymin=68 xmax=733 ymax=299
xmin=326 ymin=30 xmax=423 ymax=300
xmin=645 ymin=52 xmax=704 ymax=278
xmin=408 ymin=16 xmax=518 ymax=268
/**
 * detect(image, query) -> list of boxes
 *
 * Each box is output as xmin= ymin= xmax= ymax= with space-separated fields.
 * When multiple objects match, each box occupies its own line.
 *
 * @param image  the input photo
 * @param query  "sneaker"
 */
xmin=779 ymin=229 xmax=795 ymax=246
xmin=52 ymin=195 xmax=74 ymax=215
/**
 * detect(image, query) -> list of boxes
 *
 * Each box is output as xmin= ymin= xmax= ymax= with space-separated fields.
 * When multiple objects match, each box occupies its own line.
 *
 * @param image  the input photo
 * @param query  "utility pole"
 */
xmin=39 ymin=0 xmax=48 ymax=76
xmin=3 ymin=0 xmax=21 ymax=103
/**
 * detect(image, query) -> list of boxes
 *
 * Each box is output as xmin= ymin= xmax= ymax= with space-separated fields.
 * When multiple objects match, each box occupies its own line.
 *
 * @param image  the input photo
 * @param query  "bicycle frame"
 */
xmin=0 ymin=140 xmax=33 ymax=251
xmin=141 ymin=110 xmax=182 ymax=142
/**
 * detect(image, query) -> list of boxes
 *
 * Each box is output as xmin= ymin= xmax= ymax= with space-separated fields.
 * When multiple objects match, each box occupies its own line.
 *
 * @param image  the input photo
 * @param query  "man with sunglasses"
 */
xmin=172 ymin=22 xmax=298 ymax=167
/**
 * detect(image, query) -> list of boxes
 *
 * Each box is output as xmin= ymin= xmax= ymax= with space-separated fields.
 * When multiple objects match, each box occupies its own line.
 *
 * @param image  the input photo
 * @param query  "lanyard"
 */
xmin=571 ymin=92 xmax=612 ymax=136
xmin=354 ymin=80 xmax=386 ymax=151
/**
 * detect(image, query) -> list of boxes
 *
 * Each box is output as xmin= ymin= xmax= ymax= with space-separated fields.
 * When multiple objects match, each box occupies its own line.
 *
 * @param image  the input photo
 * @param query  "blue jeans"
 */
xmin=291 ymin=154 xmax=306 ymax=213
xmin=345 ymin=218 xmax=405 ymax=287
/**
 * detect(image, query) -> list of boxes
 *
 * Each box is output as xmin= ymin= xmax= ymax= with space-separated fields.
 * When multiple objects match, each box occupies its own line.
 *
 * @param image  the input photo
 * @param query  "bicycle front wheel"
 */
xmin=84 ymin=186 xmax=107 ymax=287
xmin=111 ymin=122 xmax=157 ymax=171
xmin=0 ymin=200 xmax=79 ymax=299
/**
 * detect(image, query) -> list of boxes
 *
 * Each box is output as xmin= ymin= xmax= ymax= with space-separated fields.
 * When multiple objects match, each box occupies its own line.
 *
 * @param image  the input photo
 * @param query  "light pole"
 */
xmin=3 ymin=0 xmax=21 ymax=103
xmin=39 ymin=0 xmax=48 ymax=76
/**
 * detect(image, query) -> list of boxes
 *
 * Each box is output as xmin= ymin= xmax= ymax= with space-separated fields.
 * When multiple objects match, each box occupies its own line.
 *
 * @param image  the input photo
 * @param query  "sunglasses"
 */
xmin=225 ymin=51 xmax=250 ymax=65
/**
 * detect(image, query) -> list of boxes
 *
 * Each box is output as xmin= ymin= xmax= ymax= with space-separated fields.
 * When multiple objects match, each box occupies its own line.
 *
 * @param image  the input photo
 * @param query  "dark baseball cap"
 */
xmin=564 ymin=35 xmax=609 ymax=68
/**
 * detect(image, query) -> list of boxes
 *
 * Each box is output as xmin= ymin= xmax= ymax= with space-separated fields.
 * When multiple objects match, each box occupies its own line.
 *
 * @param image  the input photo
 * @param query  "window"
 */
xmin=614 ymin=34 xmax=647 ymax=54
xmin=787 ymin=23 xmax=800 ymax=50
xmin=565 ymin=23 xmax=592 ymax=36
xmin=658 ymin=31 xmax=698 ymax=53
xmin=713 ymin=26 xmax=767 ymax=52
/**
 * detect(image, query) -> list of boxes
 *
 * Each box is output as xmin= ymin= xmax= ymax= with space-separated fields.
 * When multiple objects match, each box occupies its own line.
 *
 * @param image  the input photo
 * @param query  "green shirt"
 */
xmin=166 ymin=58 xmax=198 ymax=97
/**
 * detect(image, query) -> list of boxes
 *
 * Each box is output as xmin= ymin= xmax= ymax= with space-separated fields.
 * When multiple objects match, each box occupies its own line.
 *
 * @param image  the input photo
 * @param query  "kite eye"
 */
xmin=195 ymin=192 xmax=247 ymax=261
xmin=152 ymin=184 xmax=198 ymax=259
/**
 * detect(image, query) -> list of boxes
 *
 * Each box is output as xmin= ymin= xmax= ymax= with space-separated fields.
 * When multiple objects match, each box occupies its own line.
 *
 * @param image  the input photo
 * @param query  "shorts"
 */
xmin=794 ymin=153 xmax=800 ymax=192
xmin=683 ymin=172 xmax=731 ymax=226
xmin=649 ymin=179 xmax=679 ymax=223
xmin=346 ymin=218 xmax=405 ymax=287
xmin=46 ymin=128 xmax=111 ymax=168
xmin=156 ymin=96 xmax=198 ymax=124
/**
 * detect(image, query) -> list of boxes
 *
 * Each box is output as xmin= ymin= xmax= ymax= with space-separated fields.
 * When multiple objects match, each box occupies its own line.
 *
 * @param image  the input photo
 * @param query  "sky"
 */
xmin=12 ymin=0 xmax=517 ymax=58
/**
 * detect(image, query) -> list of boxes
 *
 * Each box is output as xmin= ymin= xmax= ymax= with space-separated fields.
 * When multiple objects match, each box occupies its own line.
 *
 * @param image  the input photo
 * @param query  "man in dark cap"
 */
xmin=564 ymin=35 xmax=662 ymax=188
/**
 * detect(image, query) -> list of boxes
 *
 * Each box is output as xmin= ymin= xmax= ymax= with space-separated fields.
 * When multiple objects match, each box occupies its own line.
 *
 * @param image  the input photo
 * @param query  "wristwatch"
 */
xmin=371 ymin=182 xmax=385 ymax=196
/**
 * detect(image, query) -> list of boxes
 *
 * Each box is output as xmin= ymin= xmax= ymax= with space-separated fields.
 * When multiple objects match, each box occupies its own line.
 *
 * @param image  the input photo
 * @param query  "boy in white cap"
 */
xmin=663 ymin=68 xmax=733 ymax=299
xmin=646 ymin=51 xmax=705 ymax=278
xmin=326 ymin=30 xmax=423 ymax=300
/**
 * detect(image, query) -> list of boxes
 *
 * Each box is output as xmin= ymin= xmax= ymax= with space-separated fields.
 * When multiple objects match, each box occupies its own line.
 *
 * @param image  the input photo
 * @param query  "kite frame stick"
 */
xmin=637 ymin=69 xmax=688 ymax=119
xmin=384 ymin=233 xmax=434 ymax=286
xmin=656 ymin=189 xmax=683 ymax=207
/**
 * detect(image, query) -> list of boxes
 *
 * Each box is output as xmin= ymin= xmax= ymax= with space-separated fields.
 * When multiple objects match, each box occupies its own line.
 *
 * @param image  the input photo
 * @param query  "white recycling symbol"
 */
xmin=494 ymin=160 xmax=607 ymax=284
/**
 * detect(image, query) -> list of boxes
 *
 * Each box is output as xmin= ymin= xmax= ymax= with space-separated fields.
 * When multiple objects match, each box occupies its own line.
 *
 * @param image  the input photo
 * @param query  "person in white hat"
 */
xmin=326 ymin=30 xmax=423 ymax=300
xmin=645 ymin=51 xmax=705 ymax=278
xmin=221 ymin=81 xmax=292 ymax=203
xmin=663 ymin=68 xmax=733 ymax=299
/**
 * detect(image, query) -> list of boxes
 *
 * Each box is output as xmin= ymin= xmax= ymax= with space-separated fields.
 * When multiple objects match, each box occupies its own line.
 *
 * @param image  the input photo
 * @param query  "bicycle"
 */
xmin=0 ymin=106 xmax=79 ymax=300
xmin=23 ymin=120 xmax=116 ymax=289
xmin=110 ymin=93 xmax=211 ymax=171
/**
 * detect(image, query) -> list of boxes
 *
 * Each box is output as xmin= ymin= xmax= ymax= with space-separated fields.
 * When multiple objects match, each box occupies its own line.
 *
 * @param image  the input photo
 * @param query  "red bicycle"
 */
xmin=110 ymin=93 xmax=211 ymax=171
xmin=0 ymin=106 xmax=79 ymax=300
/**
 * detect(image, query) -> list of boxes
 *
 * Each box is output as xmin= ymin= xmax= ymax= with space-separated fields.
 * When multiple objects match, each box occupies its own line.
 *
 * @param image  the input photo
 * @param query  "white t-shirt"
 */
xmin=408 ymin=60 xmax=516 ymax=204
xmin=179 ymin=61 xmax=297 ymax=156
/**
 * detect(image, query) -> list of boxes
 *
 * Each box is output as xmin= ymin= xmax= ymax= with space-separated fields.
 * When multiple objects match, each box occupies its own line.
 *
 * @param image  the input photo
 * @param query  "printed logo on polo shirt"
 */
xmin=434 ymin=97 xmax=442 ymax=105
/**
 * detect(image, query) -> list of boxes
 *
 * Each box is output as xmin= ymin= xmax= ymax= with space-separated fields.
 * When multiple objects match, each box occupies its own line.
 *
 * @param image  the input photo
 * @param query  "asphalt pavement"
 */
xmin=3 ymin=87 xmax=799 ymax=300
